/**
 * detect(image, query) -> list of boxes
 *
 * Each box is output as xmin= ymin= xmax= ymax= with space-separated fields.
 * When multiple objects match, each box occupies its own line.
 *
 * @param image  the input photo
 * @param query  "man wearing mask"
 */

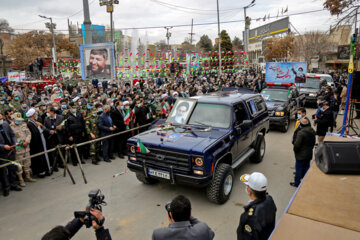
xmin=44 ymin=106 xmax=65 ymax=172
xmin=98 ymin=105 xmax=116 ymax=162
xmin=237 ymin=172 xmax=277 ymax=240
xmin=0 ymin=113 xmax=22 ymax=196
xmin=293 ymin=108 xmax=310 ymax=144
xmin=290 ymin=118 xmax=316 ymax=187
xmin=111 ymin=101 xmax=126 ymax=158
xmin=26 ymin=108 xmax=51 ymax=178
xmin=11 ymin=112 xmax=35 ymax=187
xmin=0 ymin=96 xmax=11 ymax=115
xmin=65 ymin=102 xmax=85 ymax=166
xmin=314 ymin=101 xmax=333 ymax=143
xmin=135 ymin=100 xmax=148 ymax=132
xmin=85 ymin=107 xmax=101 ymax=165
xmin=152 ymin=195 xmax=215 ymax=240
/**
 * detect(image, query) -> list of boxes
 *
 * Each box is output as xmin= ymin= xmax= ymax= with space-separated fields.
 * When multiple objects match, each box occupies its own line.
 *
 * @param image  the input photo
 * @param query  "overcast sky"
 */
xmin=0 ymin=0 xmax=343 ymax=44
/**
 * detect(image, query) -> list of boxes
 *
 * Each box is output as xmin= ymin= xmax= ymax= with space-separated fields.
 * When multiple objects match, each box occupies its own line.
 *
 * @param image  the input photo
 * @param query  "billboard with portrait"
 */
xmin=265 ymin=62 xmax=307 ymax=83
xmin=80 ymin=42 xmax=115 ymax=80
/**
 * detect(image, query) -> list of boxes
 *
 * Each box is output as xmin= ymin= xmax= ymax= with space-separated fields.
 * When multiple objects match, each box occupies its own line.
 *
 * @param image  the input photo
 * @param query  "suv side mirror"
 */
xmin=242 ymin=120 xmax=253 ymax=129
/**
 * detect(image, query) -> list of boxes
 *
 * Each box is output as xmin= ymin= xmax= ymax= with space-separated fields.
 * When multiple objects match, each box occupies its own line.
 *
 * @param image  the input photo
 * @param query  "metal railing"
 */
xmin=0 ymin=123 xmax=152 ymax=184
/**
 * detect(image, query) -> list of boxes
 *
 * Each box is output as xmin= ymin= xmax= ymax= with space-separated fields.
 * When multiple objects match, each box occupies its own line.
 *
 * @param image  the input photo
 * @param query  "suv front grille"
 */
xmin=136 ymin=148 xmax=190 ymax=171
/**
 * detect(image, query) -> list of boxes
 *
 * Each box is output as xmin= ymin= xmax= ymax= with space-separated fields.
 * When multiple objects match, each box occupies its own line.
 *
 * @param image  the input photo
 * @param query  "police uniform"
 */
xmin=85 ymin=113 xmax=101 ymax=164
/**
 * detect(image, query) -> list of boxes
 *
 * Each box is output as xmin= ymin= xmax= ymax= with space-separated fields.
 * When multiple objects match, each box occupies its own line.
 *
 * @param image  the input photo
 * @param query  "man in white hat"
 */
xmin=237 ymin=172 xmax=277 ymax=240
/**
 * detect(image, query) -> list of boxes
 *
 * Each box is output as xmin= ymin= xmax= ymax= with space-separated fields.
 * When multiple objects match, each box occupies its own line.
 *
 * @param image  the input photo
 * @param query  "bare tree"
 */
xmin=292 ymin=31 xmax=336 ymax=65
xmin=0 ymin=19 xmax=14 ymax=33
xmin=324 ymin=0 xmax=360 ymax=26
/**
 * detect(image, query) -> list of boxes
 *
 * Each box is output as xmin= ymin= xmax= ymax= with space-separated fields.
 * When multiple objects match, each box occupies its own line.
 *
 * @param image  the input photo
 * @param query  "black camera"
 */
xmin=74 ymin=189 xmax=106 ymax=228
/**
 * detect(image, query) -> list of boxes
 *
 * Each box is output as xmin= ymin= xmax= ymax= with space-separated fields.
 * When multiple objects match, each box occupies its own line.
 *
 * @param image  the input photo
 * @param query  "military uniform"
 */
xmin=11 ymin=118 xmax=36 ymax=186
xmin=0 ymin=102 xmax=11 ymax=115
xmin=85 ymin=113 xmax=101 ymax=164
xmin=10 ymin=98 xmax=21 ymax=112
xmin=237 ymin=195 xmax=277 ymax=240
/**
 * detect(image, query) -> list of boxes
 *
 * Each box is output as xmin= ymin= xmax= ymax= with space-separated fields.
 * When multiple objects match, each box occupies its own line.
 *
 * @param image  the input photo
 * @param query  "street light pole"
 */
xmin=216 ymin=0 xmax=221 ymax=80
xmin=243 ymin=0 xmax=256 ymax=53
xmin=39 ymin=15 xmax=56 ymax=76
xmin=99 ymin=0 xmax=119 ymax=43
xmin=83 ymin=0 xmax=92 ymax=44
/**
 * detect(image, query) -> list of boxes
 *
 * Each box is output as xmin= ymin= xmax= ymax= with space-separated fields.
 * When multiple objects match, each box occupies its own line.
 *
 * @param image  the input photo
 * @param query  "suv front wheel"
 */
xmin=206 ymin=163 xmax=234 ymax=204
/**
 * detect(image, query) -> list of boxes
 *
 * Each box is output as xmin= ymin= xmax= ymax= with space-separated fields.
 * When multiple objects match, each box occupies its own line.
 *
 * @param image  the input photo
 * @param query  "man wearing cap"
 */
xmin=11 ymin=112 xmax=35 ymax=187
xmin=237 ymin=172 xmax=277 ymax=240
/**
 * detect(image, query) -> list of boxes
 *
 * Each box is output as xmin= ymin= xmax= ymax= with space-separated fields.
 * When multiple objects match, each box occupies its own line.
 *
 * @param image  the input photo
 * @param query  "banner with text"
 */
xmin=265 ymin=62 xmax=307 ymax=83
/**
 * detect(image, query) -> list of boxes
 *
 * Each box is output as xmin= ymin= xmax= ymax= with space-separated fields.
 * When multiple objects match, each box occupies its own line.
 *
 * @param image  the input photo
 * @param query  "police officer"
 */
xmin=85 ymin=108 xmax=101 ymax=165
xmin=237 ymin=172 xmax=277 ymax=240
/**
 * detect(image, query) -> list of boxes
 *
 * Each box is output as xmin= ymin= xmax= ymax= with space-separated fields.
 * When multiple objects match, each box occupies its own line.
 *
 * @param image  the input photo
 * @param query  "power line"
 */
xmin=11 ymin=9 xmax=327 ymax=32
xmin=150 ymin=0 xmax=247 ymax=12
xmin=52 ymin=0 xmax=96 ymax=20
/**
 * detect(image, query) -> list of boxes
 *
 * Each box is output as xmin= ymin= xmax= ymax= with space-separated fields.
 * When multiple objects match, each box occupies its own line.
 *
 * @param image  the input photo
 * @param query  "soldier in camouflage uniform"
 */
xmin=0 ymin=96 xmax=11 ymax=115
xmin=11 ymin=95 xmax=21 ymax=112
xmin=11 ymin=112 xmax=36 ymax=187
xmin=85 ymin=109 xmax=101 ymax=165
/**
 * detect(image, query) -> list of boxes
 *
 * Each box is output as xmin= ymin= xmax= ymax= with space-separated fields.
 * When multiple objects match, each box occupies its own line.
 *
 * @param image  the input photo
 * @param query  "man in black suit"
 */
xmin=98 ymin=105 xmax=116 ymax=162
xmin=0 ymin=113 xmax=22 ymax=196
xmin=110 ymin=101 xmax=126 ymax=158
xmin=44 ymin=106 xmax=65 ymax=171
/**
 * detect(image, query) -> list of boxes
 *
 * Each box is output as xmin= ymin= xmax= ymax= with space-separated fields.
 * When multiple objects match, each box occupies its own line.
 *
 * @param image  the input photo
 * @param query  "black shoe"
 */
xmin=3 ymin=189 xmax=9 ymax=197
xmin=53 ymin=167 xmax=59 ymax=172
xmin=290 ymin=182 xmax=299 ymax=187
xmin=104 ymin=159 xmax=112 ymax=163
xmin=72 ymin=162 xmax=78 ymax=166
xmin=109 ymin=156 xmax=115 ymax=160
xmin=10 ymin=185 xmax=22 ymax=191
xmin=92 ymin=160 xmax=99 ymax=165
xmin=38 ymin=173 xmax=46 ymax=178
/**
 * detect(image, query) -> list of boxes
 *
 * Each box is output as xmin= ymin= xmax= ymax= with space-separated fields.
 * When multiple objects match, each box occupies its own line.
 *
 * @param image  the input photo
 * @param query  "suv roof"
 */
xmin=191 ymin=92 xmax=259 ymax=105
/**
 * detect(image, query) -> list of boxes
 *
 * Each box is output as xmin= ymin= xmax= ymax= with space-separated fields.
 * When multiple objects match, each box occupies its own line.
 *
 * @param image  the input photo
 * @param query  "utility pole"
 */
xmin=165 ymin=27 xmax=173 ymax=50
xmin=82 ymin=0 xmax=92 ymax=44
xmin=39 ymin=15 xmax=56 ymax=76
xmin=188 ymin=19 xmax=195 ymax=45
xmin=216 ymin=0 xmax=221 ymax=79
xmin=243 ymin=0 xmax=256 ymax=53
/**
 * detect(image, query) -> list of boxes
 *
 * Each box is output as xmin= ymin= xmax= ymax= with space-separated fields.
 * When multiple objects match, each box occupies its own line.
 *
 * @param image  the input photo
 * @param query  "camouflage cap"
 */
xmin=38 ymin=101 xmax=46 ymax=106
xmin=13 ymin=112 xmax=23 ymax=121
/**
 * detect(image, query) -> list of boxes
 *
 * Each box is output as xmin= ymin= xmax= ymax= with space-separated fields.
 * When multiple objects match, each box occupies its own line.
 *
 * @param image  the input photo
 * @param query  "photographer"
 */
xmin=42 ymin=209 xmax=111 ymax=240
xmin=152 ymin=195 xmax=215 ymax=240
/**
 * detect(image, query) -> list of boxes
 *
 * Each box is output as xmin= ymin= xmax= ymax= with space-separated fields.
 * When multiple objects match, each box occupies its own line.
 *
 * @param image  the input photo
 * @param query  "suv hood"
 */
xmin=129 ymin=127 xmax=229 ymax=153
xmin=266 ymin=101 xmax=286 ymax=111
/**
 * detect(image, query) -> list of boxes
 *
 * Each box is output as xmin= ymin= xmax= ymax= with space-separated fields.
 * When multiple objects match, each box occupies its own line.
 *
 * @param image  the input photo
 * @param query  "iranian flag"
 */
xmin=131 ymin=107 xmax=136 ymax=118
xmin=124 ymin=109 xmax=130 ymax=125
xmin=54 ymin=93 xmax=63 ymax=102
xmin=161 ymin=104 xmax=168 ymax=116
xmin=137 ymin=139 xmax=150 ymax=154
xmin=146 ymin=108 xmax=152 ymax=120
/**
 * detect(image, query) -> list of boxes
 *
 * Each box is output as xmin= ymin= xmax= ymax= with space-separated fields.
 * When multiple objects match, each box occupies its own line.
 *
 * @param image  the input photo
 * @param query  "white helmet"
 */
xmin=240 ymin=172 xmax=268 ymax=192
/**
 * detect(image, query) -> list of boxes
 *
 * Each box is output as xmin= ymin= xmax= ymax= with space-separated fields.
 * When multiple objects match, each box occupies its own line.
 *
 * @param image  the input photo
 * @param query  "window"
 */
xmin=234 ymin=103 xmax=248 ymax=125
xmin=247 ymin=98 xmax=266 ymax=116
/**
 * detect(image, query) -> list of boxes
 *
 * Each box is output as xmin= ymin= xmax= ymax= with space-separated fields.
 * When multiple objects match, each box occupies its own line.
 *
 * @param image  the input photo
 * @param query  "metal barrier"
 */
xmin=0 ymin=123 xmax=152 ymax=184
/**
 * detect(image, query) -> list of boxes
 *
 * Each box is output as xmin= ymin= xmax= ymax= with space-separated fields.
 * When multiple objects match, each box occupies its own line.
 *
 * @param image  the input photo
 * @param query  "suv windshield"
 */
xmin=261 ymin=89 xmax=288 ymax=102
xmin=299 ymin=79 xmax=321 ymax=89
xmin=187 ymin=103 xmax=231 ymax=128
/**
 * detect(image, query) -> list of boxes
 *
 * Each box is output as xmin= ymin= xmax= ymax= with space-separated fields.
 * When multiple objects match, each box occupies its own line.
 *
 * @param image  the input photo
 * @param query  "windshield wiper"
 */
xmin=271 ymin=99 xmax=286 ymax=102
xmin=193 ymin=121 xmax=209 ymax=127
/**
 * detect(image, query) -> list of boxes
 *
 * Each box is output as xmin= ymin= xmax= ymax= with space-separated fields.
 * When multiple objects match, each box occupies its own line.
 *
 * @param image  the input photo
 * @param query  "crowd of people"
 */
xmin=0 ymin=70 xmax=266 ymax=197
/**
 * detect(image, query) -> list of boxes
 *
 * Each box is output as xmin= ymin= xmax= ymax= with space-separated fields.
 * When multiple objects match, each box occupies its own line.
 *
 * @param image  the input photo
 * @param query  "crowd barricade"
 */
xmin=0 ymin=123 xmax=152 ymax=184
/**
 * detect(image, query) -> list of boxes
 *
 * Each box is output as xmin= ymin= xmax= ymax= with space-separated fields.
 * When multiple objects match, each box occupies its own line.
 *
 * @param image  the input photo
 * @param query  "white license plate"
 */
xmin=148 ymin=169 xmax=170 ymax=180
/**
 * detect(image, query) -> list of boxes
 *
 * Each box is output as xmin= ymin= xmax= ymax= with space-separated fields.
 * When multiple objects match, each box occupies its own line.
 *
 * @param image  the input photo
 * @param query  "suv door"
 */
xmin=233 ymin=102 xmax=252 ymax=159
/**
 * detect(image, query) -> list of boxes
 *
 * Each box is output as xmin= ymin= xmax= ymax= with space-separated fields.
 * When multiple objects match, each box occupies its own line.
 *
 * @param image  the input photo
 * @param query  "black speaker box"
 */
xmin=352 ymin=71 xmax=360 ymax=100
xmin=315 ymin=141 xmax=360 ymax=174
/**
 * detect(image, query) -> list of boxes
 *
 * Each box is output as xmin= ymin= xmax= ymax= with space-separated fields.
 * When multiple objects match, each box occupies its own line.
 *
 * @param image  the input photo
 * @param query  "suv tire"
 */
xmin=250 ymin=135 xmax=266 ymax=163
xmin=281 ymin=116 xmax=290 ymax=133
xmin=206 ymin=163 xmax=234 ymax=204
xmin=136 ymin=173 xmax=158 ymax=185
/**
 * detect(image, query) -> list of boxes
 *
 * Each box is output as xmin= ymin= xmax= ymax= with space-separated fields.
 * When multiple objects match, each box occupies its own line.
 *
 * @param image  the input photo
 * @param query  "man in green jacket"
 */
xmin=290 ymin=118 xmax=316 ymax=187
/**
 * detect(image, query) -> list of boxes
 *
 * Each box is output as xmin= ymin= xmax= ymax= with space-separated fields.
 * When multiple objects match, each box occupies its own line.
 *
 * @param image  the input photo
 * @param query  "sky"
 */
xmin=0 ymin=0 xmax=342 ymax=45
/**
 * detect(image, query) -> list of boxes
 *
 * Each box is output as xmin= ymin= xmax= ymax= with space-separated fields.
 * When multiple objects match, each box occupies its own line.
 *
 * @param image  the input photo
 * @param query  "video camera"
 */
xmin=74 ymin=189 xmax=106 ymax=228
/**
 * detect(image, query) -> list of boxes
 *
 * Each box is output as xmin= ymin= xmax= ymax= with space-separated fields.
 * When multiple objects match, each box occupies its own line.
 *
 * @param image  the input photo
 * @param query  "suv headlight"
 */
xmin=309 ymin=93 xmax=317 ymax=97
xmin=129 ymin=145 xmax=136 ymax=154
xmin=275 ymin=111 xmax=285 ymax=117
xmin=193 ymin=157 xmax=204 ymax=167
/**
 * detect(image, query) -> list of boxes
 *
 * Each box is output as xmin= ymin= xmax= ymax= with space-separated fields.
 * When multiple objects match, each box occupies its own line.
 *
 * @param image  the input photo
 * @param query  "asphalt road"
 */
xmin=0 ymin=109 xmax=328 ymax=240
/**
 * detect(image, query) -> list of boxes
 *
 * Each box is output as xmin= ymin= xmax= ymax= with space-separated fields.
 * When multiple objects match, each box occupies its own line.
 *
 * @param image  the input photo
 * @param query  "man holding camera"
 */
xmin=237 ymin=172 xmax=277 ymax=240
xmin=152 ymin=195 xmax=215 ymax=240
xmin=42 ymin=208 xmax=111 ymax=240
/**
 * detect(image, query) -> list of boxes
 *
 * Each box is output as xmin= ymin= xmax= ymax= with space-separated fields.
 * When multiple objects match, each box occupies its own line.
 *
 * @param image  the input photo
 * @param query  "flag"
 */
xmin=146 ymin=108 xmax=152 ymax=120
xmin=124 ymin=109 xmax=130 ymax=125
xmin=281 ymin=8 xmax=284 ymax=15
xmin=137 ymin=139 xmax=150 ymax=154
xmin=284 ymin=6 xmax=288 ymax=13
xmin=161 ymin=103 xmax=168 ymax=116
xmin=54 ymin=93 xmax=63 ymax=102
xmin=263 ymin=15 xmax=266 ymax=21
xmin=131 ymin=107 xmax=136 ymax=118
xmin=16 ymin=140 xmax=23 ymax=150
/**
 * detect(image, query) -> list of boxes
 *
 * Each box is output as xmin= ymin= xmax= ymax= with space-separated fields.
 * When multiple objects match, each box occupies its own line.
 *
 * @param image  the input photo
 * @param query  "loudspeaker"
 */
xmin=315 ymin=141 xmax=360 ymax=174
xmin=352 ymin=71 xmax=360 ymax=100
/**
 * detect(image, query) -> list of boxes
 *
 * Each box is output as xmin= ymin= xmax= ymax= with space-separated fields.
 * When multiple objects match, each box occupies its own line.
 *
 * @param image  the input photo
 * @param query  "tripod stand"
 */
xmin=339 ymin=99 xmax=360 ymax=136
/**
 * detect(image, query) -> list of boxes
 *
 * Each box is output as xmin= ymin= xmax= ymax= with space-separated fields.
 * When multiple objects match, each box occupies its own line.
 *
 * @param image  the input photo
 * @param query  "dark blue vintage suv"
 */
xmin=127 ymin=90 xmax=269 ymax=204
